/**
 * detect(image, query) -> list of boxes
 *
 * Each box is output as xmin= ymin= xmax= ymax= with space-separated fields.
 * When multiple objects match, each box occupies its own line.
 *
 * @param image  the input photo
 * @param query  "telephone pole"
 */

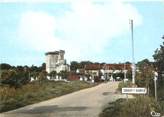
xmin=130 ymin=19 xmax=136 ymax=85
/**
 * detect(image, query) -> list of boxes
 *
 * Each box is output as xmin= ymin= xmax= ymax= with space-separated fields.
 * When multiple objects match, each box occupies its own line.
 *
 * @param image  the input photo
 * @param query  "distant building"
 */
xmin=85 ymin=64 xmax=102 ymax=77
xmin=45 ymin=50 xmax=70 ymax=73
xmin=76 ymin=63 xmax=132 ymax=82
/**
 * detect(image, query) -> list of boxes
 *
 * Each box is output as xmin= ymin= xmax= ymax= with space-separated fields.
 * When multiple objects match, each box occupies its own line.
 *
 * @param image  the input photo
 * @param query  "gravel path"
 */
xmin=0 ymin=82 xmax=130 ymax=117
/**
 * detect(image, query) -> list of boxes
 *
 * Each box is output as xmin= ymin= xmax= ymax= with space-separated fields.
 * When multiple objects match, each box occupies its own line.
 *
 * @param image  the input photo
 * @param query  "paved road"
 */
xmin=0 ymin=82 xmax=130 ymax=117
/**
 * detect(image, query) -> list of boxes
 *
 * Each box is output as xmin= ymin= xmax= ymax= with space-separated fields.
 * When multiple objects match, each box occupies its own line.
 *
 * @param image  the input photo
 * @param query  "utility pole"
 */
xmin=124 ymin=63 xmax=127 ymax=81
xmin=154 ymin=71 xmax=158 ymax=101
xmin=154 ymin=78 xmax=157 ymax=101
xmin=130 ymin=19 xmax=136 ymax=85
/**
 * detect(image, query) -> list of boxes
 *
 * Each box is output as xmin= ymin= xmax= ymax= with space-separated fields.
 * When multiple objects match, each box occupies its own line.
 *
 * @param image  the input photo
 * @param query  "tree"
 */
xmin=153 ymin=35 xmax=164 ymax=82
xmin=1 ymin=69 xmax=30 ymax=88
xmin=153 ymin=35 xmax=164 ymax=101
xmin=30 ymin=65 xmax=39 ymax=72
xmin=38 ymin=71 xmax=47 ymax=84
xmin=41 ymin=63 xmax=46 ymax=70
xmin=136 ymin=59 xmax=154 ymax=95
xmin=0 ymin=63 xmax=11 ymax=70
xmin=125 ymin=61 xmax=131 ymax=64
xmin=80 ymin=61 xmax=93 ymax=68
xmin=38 ymin=63 xmax=46 ymax=72
xmin=30 ymin=71 xmax=39 ymax=80
xmin=16 ymin=66 xmax=24 ymax=71
xmin=59 ymin=70 xmax=69 ymax=79
xmin=70 ymin=61 xmax=79 ymax=71
xmin=49 ymin=71 xmax=57 ymax=80
xmin=137 ymin=59 xmax=151 ymax=69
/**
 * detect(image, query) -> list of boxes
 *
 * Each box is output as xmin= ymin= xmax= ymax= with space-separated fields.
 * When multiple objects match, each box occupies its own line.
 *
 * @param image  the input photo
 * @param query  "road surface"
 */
xmin=0 ymin=82 xmax=130 ymax=117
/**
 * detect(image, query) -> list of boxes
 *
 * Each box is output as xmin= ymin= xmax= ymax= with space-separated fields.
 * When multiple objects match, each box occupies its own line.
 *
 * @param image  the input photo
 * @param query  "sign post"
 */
xmin=154 ymin=71 xmax=158 ymax=101
xmin=154 ymin=77 xmax=157 ymax=101
xmin=122 ymin=88 xmax=147 ymax=94
xmin=122 ymin=87 xmax=147 ymax=100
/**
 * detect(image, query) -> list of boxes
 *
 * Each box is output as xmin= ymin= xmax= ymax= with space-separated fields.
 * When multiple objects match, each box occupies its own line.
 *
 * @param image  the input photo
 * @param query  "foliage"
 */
xmin=136 ymin=59 xmax=154 ymax=96
xmin=0 ymin=81 xmax=94 ymax=112
xmin=37 ymin=71 xmax=47 ymax=84
xmin=153 ymin=36 xmax=164 ymax=82
xmin=70 ymin=61 xmax=93 ymax=71
xmin=0 ymin=63 xmax=11 ymax=70
xmin=137 ymin=59 xmax=151 ymax=69
xmin=59 ymin=70 xmax=69 ymax=79
xmin=100 ymin=96 xmax=162 ymax=117
xmin=158 ymin=81 xmax=164 ymax=114
xmin=49 ymin=71 xmax=57 ymax=80
xmin=152 ymin=35 xmax=164 ymax=113
xmin=117 ymin=81 xmax=133 ymax=91
xmin=126 ymin=70 xmax=132 ymax=80
xmin=0 ymin=70 xmax=30 ymax=88
xmin=70 ymin=61 xmax=80 ymax=71
xmin=30 ymin=71 xmax=39 ymax=80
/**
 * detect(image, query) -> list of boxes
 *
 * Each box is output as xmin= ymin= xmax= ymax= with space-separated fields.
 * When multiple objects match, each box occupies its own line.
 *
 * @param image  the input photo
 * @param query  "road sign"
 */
xmin=122 ymin=88 xmax=147 ymax=94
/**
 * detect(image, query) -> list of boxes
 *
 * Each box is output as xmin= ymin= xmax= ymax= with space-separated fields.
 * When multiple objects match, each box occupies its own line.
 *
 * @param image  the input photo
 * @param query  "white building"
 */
xmin=45 ymin=50 xmax=70 ymax=73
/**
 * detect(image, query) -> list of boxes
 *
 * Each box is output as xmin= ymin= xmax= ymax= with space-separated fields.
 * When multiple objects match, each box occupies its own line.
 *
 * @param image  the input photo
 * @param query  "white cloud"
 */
xmin=17 ymin=1 xmax=143 ymax=62
xmin=18 ymin=11 xmax=60 ymax=51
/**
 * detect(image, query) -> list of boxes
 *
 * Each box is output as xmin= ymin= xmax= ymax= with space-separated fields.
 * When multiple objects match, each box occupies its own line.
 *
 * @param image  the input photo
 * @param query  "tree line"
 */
xmin=1 ymin=35 xmax=164 ymax=90
xmin=135 ymin=36 xmax=164 ymax=99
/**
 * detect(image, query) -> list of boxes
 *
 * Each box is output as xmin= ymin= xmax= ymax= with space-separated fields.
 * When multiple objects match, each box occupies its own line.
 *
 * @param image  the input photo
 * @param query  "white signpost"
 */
xmin=122 ymin=87 xmax=147 ymax=100
xmin=122 ymin=88 xmax=147 ymax=94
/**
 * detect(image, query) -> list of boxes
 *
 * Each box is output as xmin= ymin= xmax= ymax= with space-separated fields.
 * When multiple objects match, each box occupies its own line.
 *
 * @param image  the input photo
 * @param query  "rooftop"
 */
xmin=45 ymin=50 xmax=65 ymax=55
xmin=85 ymin=64 xmax=131 ymax=70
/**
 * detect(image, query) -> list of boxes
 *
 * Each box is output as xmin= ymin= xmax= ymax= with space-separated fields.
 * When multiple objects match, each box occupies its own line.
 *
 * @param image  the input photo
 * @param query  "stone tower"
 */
xmin=45 ymin=50 xmax=69 ymax=73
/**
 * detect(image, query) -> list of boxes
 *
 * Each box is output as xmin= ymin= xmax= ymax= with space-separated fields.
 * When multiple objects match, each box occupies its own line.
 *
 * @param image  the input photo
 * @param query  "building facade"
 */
xmin=76 ymin=63 xmax=131 ymax=82
xmin=45 ymin=50 xmax=70 ymax=73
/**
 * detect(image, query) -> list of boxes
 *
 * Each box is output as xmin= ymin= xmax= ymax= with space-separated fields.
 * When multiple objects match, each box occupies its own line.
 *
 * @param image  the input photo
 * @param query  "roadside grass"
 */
xmin=100 ymin=81 xmax=163 ymax=117
xmin=0 ymin=81 xmax=95 ymax=113
xmin=158 ymin=80 xmax=164 ymax=114
xmin=99 ymin=96 xmax=162 ymax=117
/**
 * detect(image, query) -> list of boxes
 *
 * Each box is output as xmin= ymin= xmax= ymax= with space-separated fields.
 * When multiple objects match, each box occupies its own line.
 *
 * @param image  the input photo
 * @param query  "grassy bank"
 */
xmin=100 ymin=81 xmax=163 ymax=117
xmin=99 ymin=96 xmax=162 ymax=117
xmin=0 ymin=81 xmax=95 ymax=113
xmin=158 ymin=80 xmax=164 ymax=114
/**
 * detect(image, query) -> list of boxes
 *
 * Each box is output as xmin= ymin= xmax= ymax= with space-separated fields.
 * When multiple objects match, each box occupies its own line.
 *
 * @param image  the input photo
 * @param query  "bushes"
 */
xmin=100 ymin=96 xmax=162 ymax=117
xmin=0 ymin=81 xmax=94 ymax=112
xmin=1 ymin=70 xmax=30 ymax=88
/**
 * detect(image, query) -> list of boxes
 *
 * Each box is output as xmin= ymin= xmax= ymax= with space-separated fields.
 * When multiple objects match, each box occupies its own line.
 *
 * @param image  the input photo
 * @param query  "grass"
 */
xmin=158 ymin=80 xmax=164 ymax=114
xmin=99 ymin=96 xmax=162 ymax=117
xmin=0 ymin=80 xmax=95 ymax=113
xmin=100 ymin=81 xmax=164 ymax=117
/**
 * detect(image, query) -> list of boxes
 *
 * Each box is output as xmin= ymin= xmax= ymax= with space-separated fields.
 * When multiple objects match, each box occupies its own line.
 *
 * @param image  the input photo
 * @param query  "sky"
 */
xmin=0 ymin=0 xmax=164 ymax=66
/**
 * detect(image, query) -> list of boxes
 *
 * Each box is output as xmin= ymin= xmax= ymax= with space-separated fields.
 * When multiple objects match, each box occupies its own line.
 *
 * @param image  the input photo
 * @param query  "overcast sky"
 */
xmin=0 ymin=0 xmax=164 ymax=66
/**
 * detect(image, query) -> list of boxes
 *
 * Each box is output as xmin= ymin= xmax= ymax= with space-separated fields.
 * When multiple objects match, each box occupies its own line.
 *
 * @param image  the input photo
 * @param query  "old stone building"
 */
xmin=45 ymin=50 xmax=70 ymax=73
